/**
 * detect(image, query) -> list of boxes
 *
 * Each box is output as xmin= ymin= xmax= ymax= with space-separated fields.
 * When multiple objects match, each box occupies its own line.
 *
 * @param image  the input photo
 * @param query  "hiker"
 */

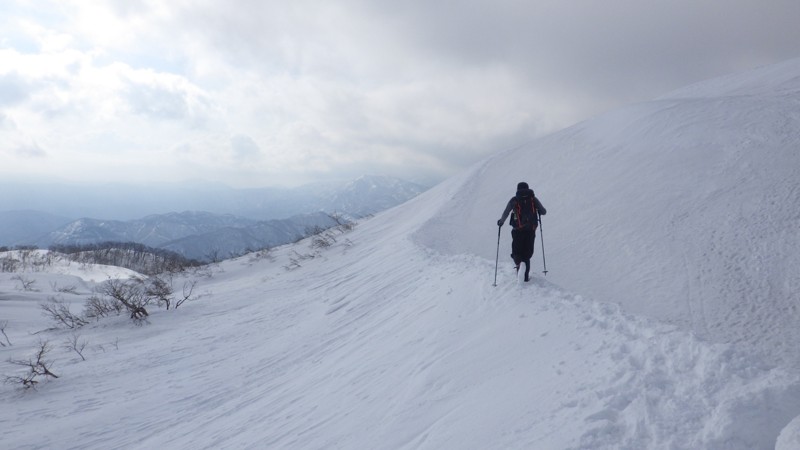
xmin=497 ymin=182 xmax=546 ymax=282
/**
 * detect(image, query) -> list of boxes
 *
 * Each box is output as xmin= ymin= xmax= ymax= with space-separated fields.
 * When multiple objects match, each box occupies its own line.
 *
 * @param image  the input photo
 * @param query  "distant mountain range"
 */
xmin=0 ymin=175 xmax=429 ymax=221
xmin=0 ymin=175 xmax=428 ymax=261
xmin=41 ymin=211 xmax=341 ymax=262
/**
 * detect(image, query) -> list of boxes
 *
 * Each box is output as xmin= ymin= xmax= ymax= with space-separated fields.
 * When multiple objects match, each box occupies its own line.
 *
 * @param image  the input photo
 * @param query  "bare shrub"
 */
xmin=64 ymin=333 xmax=88 ymax=361
xmin=142 ymin=276 xmax=196 ymax=310
xmin=11 ymin=274 xmax=37 ymax=291
xmin=41 ymin=297 xmax=88 ymax=329
xmin=175 ymin=280 xmax=196 ymax=309
xmin=5 ymin=340 xmax=59 ymax=389
xmin=283 ymin=259 xmax=301 ymax=271
xmin=328 ymin=212 xmax=356 ymax=231
xmin=83 ymin=294 xmax=123 ymax=320
xmin=305 ymin=224 xmax=327 ymax=237
xmin=205 ymin=248 xmax=221 ymax=264
xmin=0 ymin=320 xmax=11 ymax=346
xmin=306 ymin=213 xmax=357 ymax=250
xmin=284 ymin=250 xmax=316 ymax=271
xmin=87 ymin=275 xmax=197 ymax=320
xmin=50 ymin=281 xmax=79 ymax=294
xmin=248 ymin=248 xmax=272 ymax=263
xmin=144 ymin=276 xmax=174 ymax=309
xmin=311 ymin=230 xmax=337 ymax=249
xmin=99 ymin=279 xmax=151 ymax=322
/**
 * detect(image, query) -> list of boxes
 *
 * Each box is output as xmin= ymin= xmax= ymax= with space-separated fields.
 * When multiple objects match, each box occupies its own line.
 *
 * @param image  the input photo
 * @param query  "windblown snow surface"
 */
xmin=2 ymin=59 xmax=800 ymax=449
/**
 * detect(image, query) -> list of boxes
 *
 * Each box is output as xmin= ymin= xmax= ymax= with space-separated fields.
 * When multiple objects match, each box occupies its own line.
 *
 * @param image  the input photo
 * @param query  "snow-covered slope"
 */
xmin=2 ymin=59 xmax=800 ymax=449
xmin=417 ymin=57 xmax=800 ymax=369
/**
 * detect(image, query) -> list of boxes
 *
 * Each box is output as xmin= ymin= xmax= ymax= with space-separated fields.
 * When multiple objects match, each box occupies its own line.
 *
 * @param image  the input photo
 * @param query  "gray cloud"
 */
xmin=351 ymin=0 xmax=800 ymax=110
xmin=154 ymin=1 xmax=800 ymax=172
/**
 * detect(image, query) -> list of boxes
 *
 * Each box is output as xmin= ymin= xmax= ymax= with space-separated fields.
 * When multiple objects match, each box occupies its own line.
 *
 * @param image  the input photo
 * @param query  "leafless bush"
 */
xmin=83 ymin=294 xmax=123 ymax=321
xmin=0 ymin=320 xmax=11 ymax=346
xmin=50 ymin=281 xmax=79 ymax=294
xmin=305 ymin=224 xmax=327 ymax=237
xmin=307 ymin=213 xmax=357 ymax=250
xmin=41 ymin=297 xmax=88 ymax=329
xmin=283 ymin=250 xmax=317 ymax=270
xmin=5 ymin=340 xmax=59 ymax=389
xmin=144 ymin=276 xmax=174 ymax=309
xmin=283 ymin=259 xmax=301 ymax=270
xmin=142 ymin=276 xmax=196 ymax=310
xmin=311 ymin=232 xmax=336 ymax=249
xmin=248 ymin=248 xmax=272 ymax=263
xmin=175 ymin=280 xmax=196 ymax=309
xmin=328 ymin=212 xmax=357 ymax=231
xmin=11 ymin=274 xmax=37 ymax=291
xmin=205 ymin=248 xmax=222 ymax=264
xmin=87 ymin=276 xmax=197 ymax=320
xmin=99 ymin=279 xmax=150 ymax=322
xmin=64 ymin=333 xmax=88 ymax=361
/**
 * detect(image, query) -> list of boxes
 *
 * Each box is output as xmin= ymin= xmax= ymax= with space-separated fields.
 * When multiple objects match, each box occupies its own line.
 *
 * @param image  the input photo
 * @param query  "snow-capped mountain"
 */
xmin=2 ymin=59 xmax=800 ymax=449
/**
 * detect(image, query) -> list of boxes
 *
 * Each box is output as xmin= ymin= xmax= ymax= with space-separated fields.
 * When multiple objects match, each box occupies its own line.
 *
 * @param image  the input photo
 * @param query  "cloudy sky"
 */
xmin=1 ymin=0 xmax=799 ymax=188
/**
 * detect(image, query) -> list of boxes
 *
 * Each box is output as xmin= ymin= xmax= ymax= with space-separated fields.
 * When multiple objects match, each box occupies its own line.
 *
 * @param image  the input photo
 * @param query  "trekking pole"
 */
xmin=492 ymin=225 xmax=501 ymax=286
xmin=538 ymin=213 xmax=548 ymax=276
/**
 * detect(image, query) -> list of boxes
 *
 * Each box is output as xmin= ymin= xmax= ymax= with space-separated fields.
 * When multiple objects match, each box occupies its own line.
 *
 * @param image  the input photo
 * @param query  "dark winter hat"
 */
xmin=517 ymin=182 xmax=529 ymax=191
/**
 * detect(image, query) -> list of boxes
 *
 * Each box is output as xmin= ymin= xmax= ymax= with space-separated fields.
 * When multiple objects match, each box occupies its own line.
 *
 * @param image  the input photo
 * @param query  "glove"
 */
xmin=497 ymin=219 xmax=503 ymax=227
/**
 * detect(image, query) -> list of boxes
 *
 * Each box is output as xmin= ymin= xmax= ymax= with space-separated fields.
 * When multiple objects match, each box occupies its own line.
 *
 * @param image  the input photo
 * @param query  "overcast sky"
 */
xmin=1 ymin=0 xmax=799 ymax=188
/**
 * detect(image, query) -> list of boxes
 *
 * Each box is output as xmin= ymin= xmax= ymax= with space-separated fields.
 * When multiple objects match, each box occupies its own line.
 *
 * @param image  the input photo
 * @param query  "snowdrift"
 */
xmin=415 ymin=57 xmax=800 ymax=370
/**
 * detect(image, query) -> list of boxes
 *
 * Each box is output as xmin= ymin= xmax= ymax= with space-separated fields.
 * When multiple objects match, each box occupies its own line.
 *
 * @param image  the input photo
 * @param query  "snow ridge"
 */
xmin=414 ymin=57 xmax=800 ymax=371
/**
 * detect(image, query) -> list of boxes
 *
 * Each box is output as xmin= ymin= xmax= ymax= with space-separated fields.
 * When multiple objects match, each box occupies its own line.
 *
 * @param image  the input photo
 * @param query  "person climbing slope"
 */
xmin=497 ymin=182 xmax=546 ymax=282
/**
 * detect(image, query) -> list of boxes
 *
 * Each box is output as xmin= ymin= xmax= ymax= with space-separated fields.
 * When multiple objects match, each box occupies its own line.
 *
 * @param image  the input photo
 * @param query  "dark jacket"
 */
xmin=498 ymin=188 xmax=546 ymax=230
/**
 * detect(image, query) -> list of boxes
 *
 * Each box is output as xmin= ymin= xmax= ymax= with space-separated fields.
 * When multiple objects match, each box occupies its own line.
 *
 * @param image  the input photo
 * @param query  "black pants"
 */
xmin=511 ymin=228 xmax=536 ymax=265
